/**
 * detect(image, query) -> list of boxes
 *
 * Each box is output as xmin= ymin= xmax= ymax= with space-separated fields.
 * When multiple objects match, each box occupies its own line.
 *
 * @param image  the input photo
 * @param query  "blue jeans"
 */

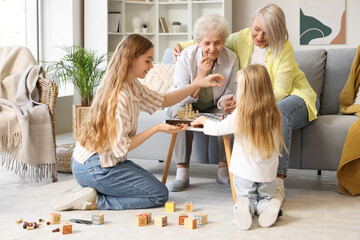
xmin=71 ymin=154 xmax=168 ymax=210
xmin=277 ymin=95 xmax=318 ymax=176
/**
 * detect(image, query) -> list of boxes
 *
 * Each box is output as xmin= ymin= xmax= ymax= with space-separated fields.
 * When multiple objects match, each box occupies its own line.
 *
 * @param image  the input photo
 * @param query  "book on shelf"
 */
xmin=159 ymin=17 xmax=169 ymax=33
xmin=108 ymin=12 xmax=121 ymax=32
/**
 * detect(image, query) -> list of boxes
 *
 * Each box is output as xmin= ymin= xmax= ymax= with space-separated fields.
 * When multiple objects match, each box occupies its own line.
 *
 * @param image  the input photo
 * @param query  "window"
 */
xmin=0 ymin=0 xmax=38 ymax=59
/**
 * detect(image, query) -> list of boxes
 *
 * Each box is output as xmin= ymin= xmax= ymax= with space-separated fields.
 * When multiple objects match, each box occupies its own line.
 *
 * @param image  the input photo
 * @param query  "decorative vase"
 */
xmin=132 ymin=17 xmax=142 ymax=33
xmin=172 ymin=25 xmax=181 ymax=33
xmin=142 ymin=27 xmax=148 ymax=33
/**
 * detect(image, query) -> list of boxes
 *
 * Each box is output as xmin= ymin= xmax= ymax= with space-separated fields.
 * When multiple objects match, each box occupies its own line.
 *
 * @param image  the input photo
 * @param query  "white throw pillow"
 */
xmin=354 ymin=87 xmax=360 ymax=105
xmin=139 ymin=64 xmax=175 ymax=94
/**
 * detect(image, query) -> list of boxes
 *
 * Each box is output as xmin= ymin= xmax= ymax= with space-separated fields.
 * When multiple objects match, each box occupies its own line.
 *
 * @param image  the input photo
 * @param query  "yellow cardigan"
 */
xmin=180 ymin=28 xmax=318 ymax=121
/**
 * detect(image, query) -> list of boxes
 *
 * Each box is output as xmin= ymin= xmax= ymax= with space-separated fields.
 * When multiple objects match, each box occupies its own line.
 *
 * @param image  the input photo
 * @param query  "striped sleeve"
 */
xmin=138 ymin=82 xmax=164 ymax=114
xmin=111 ymin=90 xmax=132 ymax=159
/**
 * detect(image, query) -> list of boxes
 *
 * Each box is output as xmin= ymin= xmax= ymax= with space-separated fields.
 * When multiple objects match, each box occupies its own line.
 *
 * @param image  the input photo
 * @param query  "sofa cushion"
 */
xmin=294 ymin=49 xmax=326 ymax=105
xmin=139 ymin=64 xmax=175 ymax=94
xmin=301 ymin=115 xmax=358 ymax=171
xmin=321 ymin=48 xmax=356 ymax=115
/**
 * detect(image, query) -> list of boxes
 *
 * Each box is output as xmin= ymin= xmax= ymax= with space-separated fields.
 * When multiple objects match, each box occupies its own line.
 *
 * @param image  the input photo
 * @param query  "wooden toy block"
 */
xmin=184 ymin=202 xmax=193 ymax=212
xmin=92 ymin=214 xmax=104 ymax=225
xmin=178 ymin=214 xmax=188 ymax=225
xmin=195 ymin=214 xmax=208 ymax=225
xmin=154 ymin=216 xmax=167 ymax=227
xmin=60 ymin=221 xmax=72 ymax=234
xmin=135 ymin=214 xmax=148 ymax=227
xmin=165 ymin=201 xmax=175 ymax=212
xmin=184 ymin=218 xmax=197 ymax=229
xmin=142 ymin=212 xmax=152 ymax=224
xmin=49 ymin=213 xmax=61 ymax=224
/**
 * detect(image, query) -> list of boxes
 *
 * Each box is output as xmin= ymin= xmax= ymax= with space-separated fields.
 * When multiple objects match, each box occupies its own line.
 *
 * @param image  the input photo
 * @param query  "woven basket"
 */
xmin=72 ymin=105 xmax=90 ymax=138
xmin=56 ymin=143 xmax=75 ymax=173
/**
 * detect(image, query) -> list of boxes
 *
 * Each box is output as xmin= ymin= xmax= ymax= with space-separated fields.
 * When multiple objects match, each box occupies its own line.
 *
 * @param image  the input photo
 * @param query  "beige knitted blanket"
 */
xmin=0 ymin=47 xmax=56 ymax=182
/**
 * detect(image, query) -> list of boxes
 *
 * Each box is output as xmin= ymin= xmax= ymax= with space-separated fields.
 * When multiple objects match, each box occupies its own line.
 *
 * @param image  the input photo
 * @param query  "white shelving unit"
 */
xmin=85 ymin=0 xmax=232 ymax=63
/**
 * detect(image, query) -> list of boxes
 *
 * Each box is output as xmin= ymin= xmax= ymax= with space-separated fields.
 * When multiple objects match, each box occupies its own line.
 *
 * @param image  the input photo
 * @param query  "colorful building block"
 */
xmin=184 ymin=218 xmax=197 ymax=229
xmin=135 ymin=214 xmax=148 ymax=227
xmin=49 ymin=213 xmax=61 ymax=224
xmin=154 ymin=216 xmax=167 ymax=227
xmin=165 ymin=201 xmax=175 ymax=212
xmin=142 ymin=212 xmax=152 ymax=224
xmin=178 ymin=214 xmax=188 ymax=225
xmin=60 ymin=221 xmax=72 ymax=234
xmin=184 ymin=202 xmax=193 ymax=212
xmin=195 ymin=214 xmax=208 ymax=225
xmin=92 ymin=214 xmax=104 ymax=225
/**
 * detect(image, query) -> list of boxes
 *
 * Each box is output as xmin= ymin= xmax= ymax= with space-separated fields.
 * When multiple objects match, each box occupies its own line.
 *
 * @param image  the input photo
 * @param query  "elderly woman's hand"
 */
xmin=172 ymin=44 xmax=182 ymax=63
xmin=198 ymin=56 xmax=214 ymax=78
xmin=219 ymin=96 xmax=236 ymax=114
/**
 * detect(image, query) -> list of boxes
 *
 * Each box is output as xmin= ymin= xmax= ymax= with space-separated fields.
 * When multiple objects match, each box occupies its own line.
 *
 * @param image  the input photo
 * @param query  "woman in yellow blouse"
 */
xmin=173 ymin=4 xmax=318 ymax=205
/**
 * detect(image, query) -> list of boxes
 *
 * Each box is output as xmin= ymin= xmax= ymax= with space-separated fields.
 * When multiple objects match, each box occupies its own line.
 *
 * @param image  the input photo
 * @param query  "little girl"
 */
xmin=191 ymin=64 xmax=285 ymax=230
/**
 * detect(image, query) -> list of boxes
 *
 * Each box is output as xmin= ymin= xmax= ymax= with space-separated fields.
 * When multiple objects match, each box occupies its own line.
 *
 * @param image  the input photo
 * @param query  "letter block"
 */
xmin=60 ymin=221 xmax=72 ymax=234
xmin=165 ymin=201 xmax=175 ymax=212
xmin=184 ymin=202 xmax=193 ymax=212
xmin=178 ymin=214 xmax=188 ymax=225
xmin=49 ymin=213 xmax=61 ymax=224
xmin=92 ymin=214 xmax=104 ymax=225
xmin=142 ymin=212 xmax=152 ymax=224
xmin=154 ymin=216 xmax=167 ymax=227
xmin=195 ymin=214 xmax=208 ymax=225
xmin=184 ymin=218 xmax=197 ymax=229
xmin=135 ymin=214 xmax=148 ymax=227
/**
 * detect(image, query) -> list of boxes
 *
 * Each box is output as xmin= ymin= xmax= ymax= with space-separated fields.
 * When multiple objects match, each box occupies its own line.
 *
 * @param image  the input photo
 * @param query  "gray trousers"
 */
xmin=166 ymin=104 xmax=227 ymax=164
xmin=233 ymin=174 xmax=276 ymax=216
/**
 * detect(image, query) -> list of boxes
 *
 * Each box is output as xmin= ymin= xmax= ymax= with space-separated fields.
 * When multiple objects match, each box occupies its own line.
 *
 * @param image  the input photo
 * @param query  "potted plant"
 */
xmin=171 ymin=21 xmax=181 ymax=33
xmin=142 ymin=23 xmax=148 ymax=33
xmin=45 ymin=45 xmax=108 ymax=136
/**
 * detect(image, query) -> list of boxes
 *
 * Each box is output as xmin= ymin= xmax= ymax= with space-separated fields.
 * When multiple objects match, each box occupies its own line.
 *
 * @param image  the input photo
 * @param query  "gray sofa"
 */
xmin=128 ymin=47 xmax=358 ymax=172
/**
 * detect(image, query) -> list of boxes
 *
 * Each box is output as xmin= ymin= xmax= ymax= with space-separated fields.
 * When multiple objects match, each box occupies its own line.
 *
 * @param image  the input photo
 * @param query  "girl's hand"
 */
xmin=194 ymin=73 xmax=227 ymax=88
xmin=157 ymin=123 xmax=188 ymax=134
xmin=172 ymin=44 xmax=181 ymax=63
xmin=191 ymin=116 xmax=208 ymax=128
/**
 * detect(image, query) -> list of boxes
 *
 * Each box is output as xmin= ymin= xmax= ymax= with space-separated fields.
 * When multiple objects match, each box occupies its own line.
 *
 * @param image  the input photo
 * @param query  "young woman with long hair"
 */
xmin=51 ymin=34 xmax=226 ymax=211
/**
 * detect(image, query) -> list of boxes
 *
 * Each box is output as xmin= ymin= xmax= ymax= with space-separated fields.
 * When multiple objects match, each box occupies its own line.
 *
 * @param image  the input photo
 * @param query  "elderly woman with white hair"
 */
xmin=167 ymin=13 xmax=239 ymax=192
xmin=173 ymin=4 xmax=318 ymax=208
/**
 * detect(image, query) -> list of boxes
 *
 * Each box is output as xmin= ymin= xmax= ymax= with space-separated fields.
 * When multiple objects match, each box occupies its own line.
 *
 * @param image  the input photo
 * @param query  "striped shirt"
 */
xmin=73 ymin=79 xmax=164 ymax=167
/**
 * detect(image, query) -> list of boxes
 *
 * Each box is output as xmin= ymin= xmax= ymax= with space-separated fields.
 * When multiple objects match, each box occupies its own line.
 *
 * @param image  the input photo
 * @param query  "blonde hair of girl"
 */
xmin=76 ymin=34 xmax=153 ymax=153
xmin=235 ymin=64 xmax=285 ymax=160
xmin=252 ymin=3 xmax=288 ymax=58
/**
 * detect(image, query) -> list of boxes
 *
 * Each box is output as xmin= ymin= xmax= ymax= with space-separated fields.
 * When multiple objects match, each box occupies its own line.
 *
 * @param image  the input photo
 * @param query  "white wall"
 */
xmin=233 ymin=0 xmax=360 ymax=51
